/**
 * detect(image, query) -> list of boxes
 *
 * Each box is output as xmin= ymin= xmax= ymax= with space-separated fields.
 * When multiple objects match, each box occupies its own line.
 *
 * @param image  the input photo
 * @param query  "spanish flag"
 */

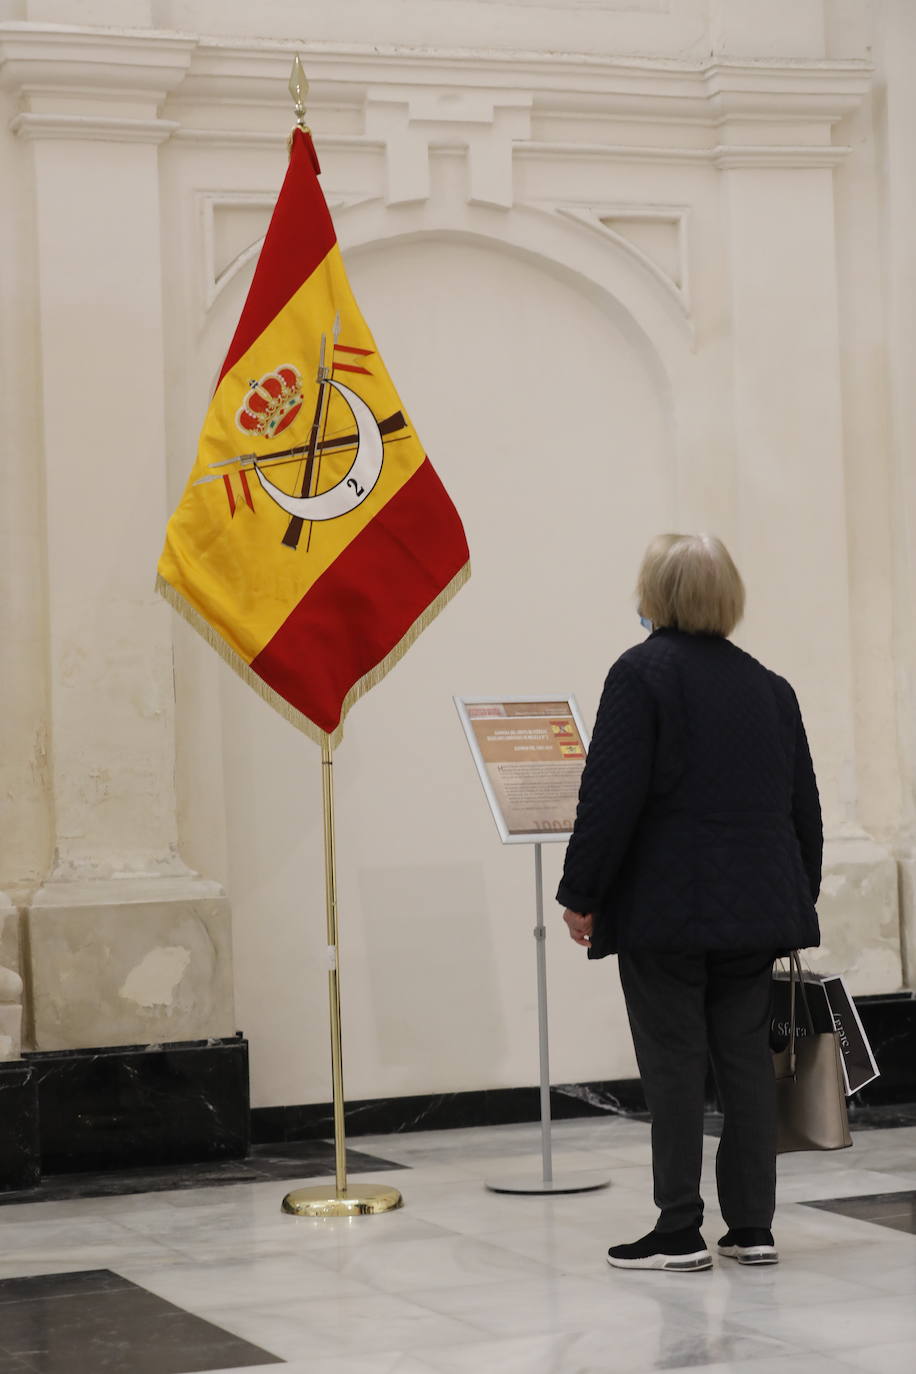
xmin=157 ymin=130 xmax=470 ymax=746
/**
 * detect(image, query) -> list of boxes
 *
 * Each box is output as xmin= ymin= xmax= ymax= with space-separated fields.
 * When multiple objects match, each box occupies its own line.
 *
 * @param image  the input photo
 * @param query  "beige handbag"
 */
xmin=772 ymin=952 xmax=852 ymax=1154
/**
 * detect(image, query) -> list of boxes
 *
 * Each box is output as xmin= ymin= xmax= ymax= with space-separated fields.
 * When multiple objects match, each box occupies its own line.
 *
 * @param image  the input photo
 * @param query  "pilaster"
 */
xmin=720 ymin=149 xmax=900 ymax=986
xmin=880 ymin=0 xmax=916 ymax=983
xmin=0 ymin=24 xmax=234 ymax=1050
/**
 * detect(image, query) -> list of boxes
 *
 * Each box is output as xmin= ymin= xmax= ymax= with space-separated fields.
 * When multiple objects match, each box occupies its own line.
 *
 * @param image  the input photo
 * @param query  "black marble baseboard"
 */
xmin=0 ymin=1062 xmax=40 ymax=1193
xmin=23 ymin=1035 xmax=250 ymax=1175
xmin=849 ymin=992 xmax=916 ymax=1105
xmin=252 ymin=1078 xmax=649 ymax=1143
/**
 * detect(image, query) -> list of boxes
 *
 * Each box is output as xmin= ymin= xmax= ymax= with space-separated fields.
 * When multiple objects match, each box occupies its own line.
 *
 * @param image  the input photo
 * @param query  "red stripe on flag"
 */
xmin=223 ymin=474 xmax=236 ymax=516
xmin=239 ymin=469 xmax=255 ymax=511
xmin=334 ymin=344 xmax=374 ymax=356
xmin=250 ymin=459 xmax=469 ymax=735
xmin=217 ymin=130 xmax=336 ymax=388
xmin=332 ymin=363 xmax=372 ymax=375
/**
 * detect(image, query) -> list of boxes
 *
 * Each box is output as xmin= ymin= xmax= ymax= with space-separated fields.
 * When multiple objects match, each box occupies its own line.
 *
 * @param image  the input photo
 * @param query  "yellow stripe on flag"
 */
xmin=159 ymin=244 xmax=426 ymax=664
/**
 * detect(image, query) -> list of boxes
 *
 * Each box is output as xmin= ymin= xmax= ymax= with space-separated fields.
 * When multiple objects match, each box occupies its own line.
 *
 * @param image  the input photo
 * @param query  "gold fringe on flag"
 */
xmin=156 ymin=562 xmax=470 ymax=751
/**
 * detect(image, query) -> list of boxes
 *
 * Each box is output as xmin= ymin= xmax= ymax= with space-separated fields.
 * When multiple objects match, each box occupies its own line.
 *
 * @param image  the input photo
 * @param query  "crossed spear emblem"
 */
xmin=196 ymin=316 xmax=409 ymax=551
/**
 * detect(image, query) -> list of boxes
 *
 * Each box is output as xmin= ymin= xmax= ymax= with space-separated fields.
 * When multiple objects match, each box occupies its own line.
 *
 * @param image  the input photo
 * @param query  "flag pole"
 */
xmin=280 ymin=59 xmax=402 ymax=1220
xmin=282 ymin=740 xmax=401 ymax=1216
xmin=322 ymin=739 xmax=347 ymax=1196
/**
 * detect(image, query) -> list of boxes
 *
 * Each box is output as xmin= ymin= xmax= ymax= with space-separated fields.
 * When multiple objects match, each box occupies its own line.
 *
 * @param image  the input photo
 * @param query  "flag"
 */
xmin=157 ymin=129 xmax=470 ymax=746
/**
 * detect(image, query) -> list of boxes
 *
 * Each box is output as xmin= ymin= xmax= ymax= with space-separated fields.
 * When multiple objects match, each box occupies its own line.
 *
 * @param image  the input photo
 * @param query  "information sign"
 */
xmin=454 ymin=696 xmax=589 ymax=844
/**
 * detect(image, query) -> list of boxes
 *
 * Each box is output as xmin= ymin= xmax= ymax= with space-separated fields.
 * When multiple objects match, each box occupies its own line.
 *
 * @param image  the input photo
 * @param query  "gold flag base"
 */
xmin=282 ymin=1183 xmax=403 ymax=1217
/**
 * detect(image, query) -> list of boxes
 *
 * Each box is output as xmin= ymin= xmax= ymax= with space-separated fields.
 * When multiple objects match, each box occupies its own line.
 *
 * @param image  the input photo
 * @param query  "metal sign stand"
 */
xmin=485 ymin=843 xmax=610 ymax=1196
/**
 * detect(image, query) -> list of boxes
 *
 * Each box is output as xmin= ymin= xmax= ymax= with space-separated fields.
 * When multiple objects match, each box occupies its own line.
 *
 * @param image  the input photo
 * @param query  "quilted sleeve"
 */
xmin=556 ymin=659 xmax=656 ymax=915
xmin=792 ymin=702 xmax=823 ymax=902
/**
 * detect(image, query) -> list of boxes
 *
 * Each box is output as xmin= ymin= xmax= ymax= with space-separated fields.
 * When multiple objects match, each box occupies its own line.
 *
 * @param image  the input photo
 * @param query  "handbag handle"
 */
xmin=786 ymin=949 xmax=815 ymax=1077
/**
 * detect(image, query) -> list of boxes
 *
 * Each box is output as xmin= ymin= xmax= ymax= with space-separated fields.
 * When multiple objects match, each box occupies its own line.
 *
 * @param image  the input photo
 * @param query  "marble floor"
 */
xmin=1 ymin=1117 xmax=915 ymax=1373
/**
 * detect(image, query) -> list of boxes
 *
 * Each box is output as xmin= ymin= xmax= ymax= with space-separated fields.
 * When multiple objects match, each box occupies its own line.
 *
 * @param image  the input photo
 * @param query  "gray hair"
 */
xmin=636 ymin=533 xmax=745 ymax=637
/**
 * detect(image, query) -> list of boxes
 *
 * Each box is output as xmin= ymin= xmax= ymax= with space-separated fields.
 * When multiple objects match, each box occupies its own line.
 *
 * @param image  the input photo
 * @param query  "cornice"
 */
xmin=10 ymin=112 xmax=179 ymax=143
xmin=0 ymin=23 xmax=196 ymax=98
xmin=171 ymin=128 xmax=385 ymax=152
xmin=0 ymin=22 xmax=872 ymax=156
xmin=712 ymin=145 xmax=850 ymax=170
xmin=0 ymin=22 xmax=872 ymax=101
xmin=183 ymin=38 xmax=872 ymax=121
xmin=518 ymin=141 xmax=851 ymax=169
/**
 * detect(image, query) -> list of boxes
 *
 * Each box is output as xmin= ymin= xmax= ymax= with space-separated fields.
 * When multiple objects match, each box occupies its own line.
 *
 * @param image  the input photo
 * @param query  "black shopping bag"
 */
xmin=821 ymin=976 xmax=880 ymax=1095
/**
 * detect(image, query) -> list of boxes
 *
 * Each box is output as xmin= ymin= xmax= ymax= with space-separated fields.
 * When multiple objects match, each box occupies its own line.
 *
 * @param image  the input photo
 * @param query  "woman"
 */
xmin=558 ymin=533 xmax=822 ymax=1273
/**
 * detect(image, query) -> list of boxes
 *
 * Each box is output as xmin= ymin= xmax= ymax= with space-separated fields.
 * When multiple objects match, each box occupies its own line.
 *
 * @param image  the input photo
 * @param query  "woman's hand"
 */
xmin=563 ymin=909 xmax=594 ymax=947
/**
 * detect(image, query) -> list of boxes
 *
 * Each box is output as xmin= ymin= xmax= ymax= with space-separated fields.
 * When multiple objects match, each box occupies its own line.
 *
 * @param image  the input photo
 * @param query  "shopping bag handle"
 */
xmin=787 ymin=949 xmax=815 ymax=1076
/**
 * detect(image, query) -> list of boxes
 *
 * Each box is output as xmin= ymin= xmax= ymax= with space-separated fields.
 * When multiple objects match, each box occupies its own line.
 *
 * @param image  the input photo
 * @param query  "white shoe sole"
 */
xmin=607 ymin=1250 xmax=712 ymax=1272
xmin=718 ymin=1244 xmax=779 ymax=1265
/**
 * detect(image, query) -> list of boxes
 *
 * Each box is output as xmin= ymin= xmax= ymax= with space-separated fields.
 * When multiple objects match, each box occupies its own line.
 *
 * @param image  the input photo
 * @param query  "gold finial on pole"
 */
xmin=289 ymin=54 xmax=310 ymax=131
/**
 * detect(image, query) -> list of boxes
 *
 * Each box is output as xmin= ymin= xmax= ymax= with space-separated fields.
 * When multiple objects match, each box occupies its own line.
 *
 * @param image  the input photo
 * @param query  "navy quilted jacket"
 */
xmin=557 ymin=627 xmax=822 ymax=959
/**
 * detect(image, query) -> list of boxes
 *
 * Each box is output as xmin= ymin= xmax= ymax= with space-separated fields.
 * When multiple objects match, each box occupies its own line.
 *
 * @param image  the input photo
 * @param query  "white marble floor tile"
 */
xmin=0 ymin=1190 xmax=190 ymax=1224
xmin=118 ymin=1252 xmax=382 ymax=1306
xmin=833 ymin=1339 xmax=916 ymax=1374
xmin=200 ymin=1354 xmax=438 ymax=1374
xmin=403 ymin=1328 xmax=816 ymax=1374
xmin=442 ymin=1147 xmax=616 ymax=1179
xmin=404 ymin=1270 xmax=740 ymax=1341
xmin=596 ymin=1162 xmax=656 ymax=1194
xmin=774 ymin=1146 xmax=873 ymax=1176
xmin=0 ymin=1215 xmax=186 ymax=1272
xmin=304 ymin=1231 xmax=559 ymax=1292
xmin=115 ymin=1191 xmax=455 ymax=1261
xmin=405 ymin=1307 xmax=804 ymax=1371
xmin=383 ymin=1332 xmax=581 ymax=1374
xmin=625 ymin=1259 xmax=893 ymax=1325
xmin=275 ymin=1211 xmax=458 ymax=1252
xmin=197 ymin=1293 xmax=486 ymax=1362
xmin=830 ymin=1251 xmax=916 ymax=1295
xmin=400 ymin=1185 xmax=636 ymax=1240
xmin=843 ymin=1139 xmax=916 ymax=1176
xmin=759 ymin=1229 xmax=916 ymax=1291
xmin=660 ymin=1359 xmax=847 ymax=1374
xmin=472 ymin=1217 xmax=650 ymax=1278
xmin=731 ymin=1293 xmax=916 ymax=1353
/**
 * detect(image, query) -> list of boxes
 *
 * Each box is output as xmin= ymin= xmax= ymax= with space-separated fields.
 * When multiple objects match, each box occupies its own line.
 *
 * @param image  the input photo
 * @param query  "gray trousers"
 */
xmin=618 ymin=949 xmax=777 ymax=1233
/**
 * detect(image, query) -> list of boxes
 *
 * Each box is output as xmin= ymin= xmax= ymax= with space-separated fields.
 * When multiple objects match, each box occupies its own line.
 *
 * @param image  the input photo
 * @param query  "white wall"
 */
xmin=0 ymin=0 xmax=913 ymax=1107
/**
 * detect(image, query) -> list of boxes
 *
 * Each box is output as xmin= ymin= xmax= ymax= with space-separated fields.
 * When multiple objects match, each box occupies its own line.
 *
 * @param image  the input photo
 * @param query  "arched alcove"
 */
xmin=199 ymin=224 xmax=678 ymax=1105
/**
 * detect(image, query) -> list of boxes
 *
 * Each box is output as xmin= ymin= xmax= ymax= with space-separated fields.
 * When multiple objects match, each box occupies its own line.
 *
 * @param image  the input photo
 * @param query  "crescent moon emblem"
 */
xmin=252 ymin=378 xmax=383 ymax=521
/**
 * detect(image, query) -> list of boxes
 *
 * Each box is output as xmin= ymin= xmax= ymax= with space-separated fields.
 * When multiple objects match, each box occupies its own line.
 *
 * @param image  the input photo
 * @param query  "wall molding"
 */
xmin=9 ymin=112 xmax=178 ymax=143
xmin=553 ymin=201 xmax=691 ymax=329
xmin=1 ymin=22 xmax=872 ymax=165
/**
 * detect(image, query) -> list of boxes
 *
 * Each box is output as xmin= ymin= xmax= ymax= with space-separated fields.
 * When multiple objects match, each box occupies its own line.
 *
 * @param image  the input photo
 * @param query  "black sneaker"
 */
xmin=717 ymin=1228 xmax=778 ymax=1265
xmin=607 ymin=1227 xmax=712 ymax=1272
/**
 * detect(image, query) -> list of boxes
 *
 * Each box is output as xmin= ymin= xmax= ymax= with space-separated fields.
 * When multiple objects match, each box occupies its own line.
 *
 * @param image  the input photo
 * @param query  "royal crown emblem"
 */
xmin=235 ymin=365 xmax=303 ymax=437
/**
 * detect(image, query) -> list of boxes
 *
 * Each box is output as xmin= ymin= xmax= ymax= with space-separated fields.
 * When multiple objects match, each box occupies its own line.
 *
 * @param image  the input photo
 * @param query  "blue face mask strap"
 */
xmin=639 ymin=615 xmax=653 ymax=631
